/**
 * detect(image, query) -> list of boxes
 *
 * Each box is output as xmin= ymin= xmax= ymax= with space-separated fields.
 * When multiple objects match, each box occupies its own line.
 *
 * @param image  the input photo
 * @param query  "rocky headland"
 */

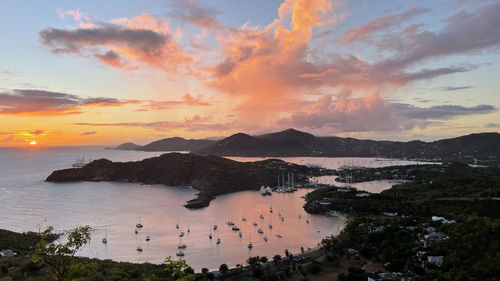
xmin=46 ymin=153 xmax=330 ymax=208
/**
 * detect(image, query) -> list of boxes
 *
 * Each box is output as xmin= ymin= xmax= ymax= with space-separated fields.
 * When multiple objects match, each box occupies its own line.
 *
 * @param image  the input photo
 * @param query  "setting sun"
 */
xmin=29 ymin=141 xmax=37 ymax=145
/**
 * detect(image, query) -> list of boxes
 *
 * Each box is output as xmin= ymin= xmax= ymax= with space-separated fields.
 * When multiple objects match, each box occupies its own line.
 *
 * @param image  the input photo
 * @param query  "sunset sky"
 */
xmin=1 ymin=0 xmax=499 ymax=146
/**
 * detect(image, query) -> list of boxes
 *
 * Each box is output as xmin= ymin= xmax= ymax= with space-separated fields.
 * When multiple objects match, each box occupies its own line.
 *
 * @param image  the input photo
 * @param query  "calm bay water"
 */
xmin=0 ymin=147 xmax=423 ymax=270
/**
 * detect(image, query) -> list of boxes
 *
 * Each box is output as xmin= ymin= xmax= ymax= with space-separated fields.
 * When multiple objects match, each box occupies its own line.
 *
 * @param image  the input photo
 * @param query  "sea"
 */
xmin=0 ymin=146 xmax=430 ymax=270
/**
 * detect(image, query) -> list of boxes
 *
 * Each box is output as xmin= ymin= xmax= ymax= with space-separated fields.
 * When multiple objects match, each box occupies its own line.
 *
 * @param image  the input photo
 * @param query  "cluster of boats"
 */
xmin=116 ymin=207 xmax=311 ymax=257
xmin=260 ymin=171 xmax=299 ymax=195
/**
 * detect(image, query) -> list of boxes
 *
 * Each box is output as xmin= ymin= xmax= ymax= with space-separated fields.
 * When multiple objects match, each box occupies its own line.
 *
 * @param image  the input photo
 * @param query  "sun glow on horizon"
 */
xmin=29 ymin=141 xmax=37 ymax=145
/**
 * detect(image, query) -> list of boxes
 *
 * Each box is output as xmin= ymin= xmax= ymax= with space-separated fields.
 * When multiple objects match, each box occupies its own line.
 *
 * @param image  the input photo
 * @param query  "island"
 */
xmin=46 ymin=153 xmax=329 ymax=208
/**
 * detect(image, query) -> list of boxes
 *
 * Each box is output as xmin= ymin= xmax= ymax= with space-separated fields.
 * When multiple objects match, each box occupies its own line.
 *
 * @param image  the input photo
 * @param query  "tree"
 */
xmin=273 ymin=254 xmax=282 ymax=264
xmin=32 ymin=225 xmax=92 ymax=281
xmin=260 ymin=256 xmax=268 ymax=263
xmin=164 ymin=256 xmax=195 ymax=281
xmin=248 ymin=256 xmax=261 ymax=267
xmin=219 ymin=263 xmax=228 ymax=274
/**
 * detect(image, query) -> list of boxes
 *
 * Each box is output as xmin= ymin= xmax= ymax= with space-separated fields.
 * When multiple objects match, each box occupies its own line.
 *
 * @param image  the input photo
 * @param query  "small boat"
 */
xmin=260 ymin=185 xmax=267 ymax=196
xmin=102 ymin=229 xmax=108 ymax=244
xmin=248 ymin=242 xmax=253 ymax=248
xmin=263 ymin=237 xmax=268 ymax=242
xmin=298 ymin=214 xmax=301 ymax=219
xmin=134 ymin=229 xmax=138 ymax=234
xmin=136 ymin=223 xmax=143 ymax=228
xmin=269 ymin=206 xmax=273 ymax=213
xmin=280 ymin=217 xmax=284 ymax=222
xmin=239 ymin=232 xmax=242 ymax=237
xmin=276 ymin=234 xmax=282 ymax=238
xmin=257 ymin=228 xmax=263 ymax=234
xmin=176 ymin=224 xmax=179 ymax=229
xmin=306 ymin=219 xmax=309 ymax=224
xmin=136 ymin=247 xmax=143 ymax=252
xmin=227 ymin=221 xmax=235 ymax=226
xmin=209 ymin=233 xmax=212 ymax=239
xmin=216 ymin=238 xmax=221 ymax=244
xmin=268 ymin=224 xmax=272 ymax=229
xmin=178 ymin=244 xmax=187 ymax=249
xmin=252 ymin=222 xmax=258 ymax=226
xmin=266 ymin=186 xmax=272 ymax=195
xmin=259 ymin=215 xmax=264 ymax=219
xmin=278 ymin=212 xmax=281 ymax=217
xmin=145 ymin=235 xmax=151 ymax=242
xmin=232 ymin=226 xmax=240 ymax=231
xmin=179 ymin=232 xmax=185 ymax=237
xmin=176 ymin=251 xmax=184 ymax=257
xmin=213 ymin=225 xmax=218 ymax=230
xmin=187 ymin=227 xmax=190 ymax=233
xmin=242 ymin=217 xmax=247 ymax=221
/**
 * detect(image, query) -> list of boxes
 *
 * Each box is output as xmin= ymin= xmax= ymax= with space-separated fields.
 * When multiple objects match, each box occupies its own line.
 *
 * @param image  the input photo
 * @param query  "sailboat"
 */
xmin=257 ymin=228 xmax=263 ymax=234
xmin=260 ymin=185 xmax=267 ymax=196
xmin=209 ymin=227 xmax=213 ymax=239
xmin=248 ymin=234 xmax=253 ymax=249
xmin=134 ymin=229 xmax=138 ymax=235
xmin=266 ymin=186 xmax=272 ymax=195
xmin=176 ymin=251 xmax=184 ymax=257
xmin=216 ymin=238 xmax=221 ymax=245
xmin=252 ymin=222 xmax=257 ymax=227
xmin=276 ymin=226 xmax=282 ymax=238
xmin=239 ymin=231 xmax=242 ymax=238
xmin=136 ymin=232 xmax=143 ymax=252
xmin=72 ymin=156 xmax=89 ymax=168
xmin=263 ymin=236 xmax=268 ymax=242
xmin=145 ymin=232 xmax=151 ymax=241
xmin=269 ymin=206 xmax=273 ymax=213
xmin=102 ymin=229 xmax=107 ymax=244
xmin=136 ymin=217 xmax=143 ymax=228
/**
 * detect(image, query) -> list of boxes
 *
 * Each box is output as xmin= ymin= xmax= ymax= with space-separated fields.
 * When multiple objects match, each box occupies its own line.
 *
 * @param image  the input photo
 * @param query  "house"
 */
xmin=0 ymin=249 xmax=16 ymax=257
xmin=356 ymin=192 xmax=371 ymax=197
xmin=432 ymin=216 xmax=456 ymax=224
xmin=427 ymin=256 xmax=444 ymax=267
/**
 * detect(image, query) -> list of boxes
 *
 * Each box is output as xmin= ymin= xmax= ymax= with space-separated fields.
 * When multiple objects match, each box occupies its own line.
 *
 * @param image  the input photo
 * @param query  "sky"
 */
xmin=0 ymin=0 xmax=499 ymax=147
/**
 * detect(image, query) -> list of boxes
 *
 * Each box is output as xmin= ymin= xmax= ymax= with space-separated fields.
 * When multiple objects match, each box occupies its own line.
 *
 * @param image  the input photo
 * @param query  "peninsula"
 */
xmin=46 ymin=153 xmax=329 ymax=208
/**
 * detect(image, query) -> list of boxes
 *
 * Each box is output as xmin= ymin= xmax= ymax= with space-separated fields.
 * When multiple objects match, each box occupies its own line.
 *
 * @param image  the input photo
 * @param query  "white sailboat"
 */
xmin=260 ymin=185 xmax=267 ymax=196
xmin=266 ymin=186 xmax=272 ymax=195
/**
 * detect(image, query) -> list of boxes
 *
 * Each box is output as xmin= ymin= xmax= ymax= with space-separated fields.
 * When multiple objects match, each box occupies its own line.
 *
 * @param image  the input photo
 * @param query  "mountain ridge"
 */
xmin=112 ymin=129 xmax=500 ymax=165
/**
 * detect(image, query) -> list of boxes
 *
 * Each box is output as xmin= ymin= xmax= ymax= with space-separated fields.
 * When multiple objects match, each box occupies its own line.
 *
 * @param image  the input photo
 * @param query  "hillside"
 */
xmin=112 ymin=137 xmax=217 ymax=152
xmin=196 ymin=129 xmax=500 ymax=165
xmin=46 ymin=153 xmax=327 ymax=208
